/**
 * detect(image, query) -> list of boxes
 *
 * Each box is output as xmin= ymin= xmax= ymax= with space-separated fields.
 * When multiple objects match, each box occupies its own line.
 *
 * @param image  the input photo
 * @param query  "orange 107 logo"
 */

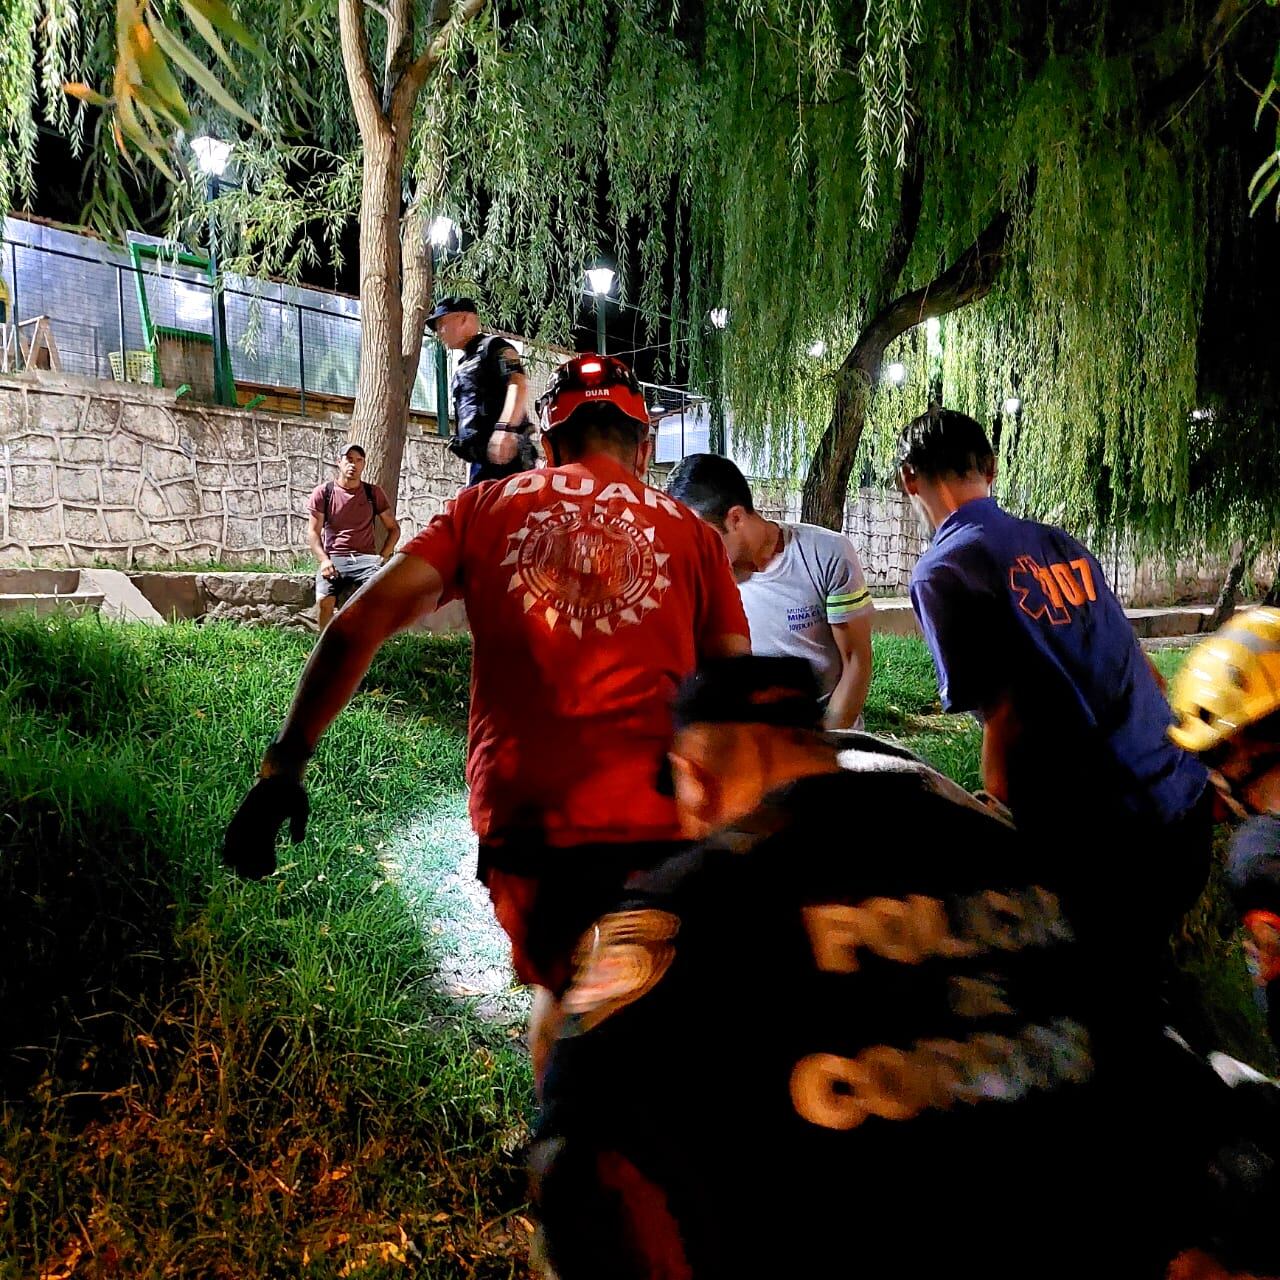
xmin=1009 ymin=555 xmax=1098 ymax=625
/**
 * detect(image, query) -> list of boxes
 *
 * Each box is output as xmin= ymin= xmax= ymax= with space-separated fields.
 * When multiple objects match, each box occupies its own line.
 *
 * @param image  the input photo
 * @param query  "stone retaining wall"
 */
xmin=131 ymin=571 xmax=318 ymax=629
xmin=127 ymin=570 xmax=468 ymax=634
xmin=1 ymin=371 xmax=1269 ymax=607
xmin=0 ymin=371 xmax=467 ymax=568
xmin=744 ymin=478 xmax=1268 ymax=607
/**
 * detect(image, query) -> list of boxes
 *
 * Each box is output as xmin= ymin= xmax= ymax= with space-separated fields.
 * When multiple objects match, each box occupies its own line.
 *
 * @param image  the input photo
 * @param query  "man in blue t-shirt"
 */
xmin=896 ymin=407 xmax=1211 ymax=977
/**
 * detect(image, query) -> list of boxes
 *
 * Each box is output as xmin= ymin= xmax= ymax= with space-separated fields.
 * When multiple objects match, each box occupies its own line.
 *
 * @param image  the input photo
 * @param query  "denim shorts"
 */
xmin=316 ymin=552 xmax=383 ymax=601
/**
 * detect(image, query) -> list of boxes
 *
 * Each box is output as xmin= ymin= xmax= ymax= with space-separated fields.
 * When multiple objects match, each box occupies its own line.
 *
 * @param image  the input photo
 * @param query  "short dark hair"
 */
xmin=546 ymin=404 xmax=647 ymax=464
xmin=666 ymin=454 xmax=755 ymax=527
xmin=673 ymin=656 xmax=822 ymax=732
xmin=895 ymin=407 xmax=994 ymax=480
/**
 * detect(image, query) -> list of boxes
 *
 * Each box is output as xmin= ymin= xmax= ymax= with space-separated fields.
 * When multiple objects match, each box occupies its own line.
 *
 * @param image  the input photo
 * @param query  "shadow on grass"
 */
xmin=0 ymin=626 xmax=187 ymax=1107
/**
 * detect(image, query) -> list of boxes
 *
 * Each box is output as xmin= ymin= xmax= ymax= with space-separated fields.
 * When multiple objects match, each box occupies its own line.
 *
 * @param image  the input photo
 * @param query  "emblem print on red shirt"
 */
xmin=502 ymin=499 xmax=672 ymax=638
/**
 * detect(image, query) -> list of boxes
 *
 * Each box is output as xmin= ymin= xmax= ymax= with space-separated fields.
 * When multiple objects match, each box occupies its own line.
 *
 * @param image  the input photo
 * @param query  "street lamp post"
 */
xmin=429 ymin=216 xmax=460 ymax=437
xmin=190 ymin=136 xmax=234 ymax=405
xmin=709 ymin=308 xmax=728 ymax=454
xmin=586 ymin=265 xmax=615 ymax=354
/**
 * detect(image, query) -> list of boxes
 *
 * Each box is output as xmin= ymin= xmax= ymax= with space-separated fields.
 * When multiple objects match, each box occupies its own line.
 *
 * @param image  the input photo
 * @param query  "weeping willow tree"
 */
xmin=683 ymin=0 xmax=1280 ymax=552
xmin=4 ymin=0 xmax=707 ymax=507
xmin=9 ymin=0 xmax=1280 ymax=549
xmin=2 ymin=0 xmax=485 ymax=505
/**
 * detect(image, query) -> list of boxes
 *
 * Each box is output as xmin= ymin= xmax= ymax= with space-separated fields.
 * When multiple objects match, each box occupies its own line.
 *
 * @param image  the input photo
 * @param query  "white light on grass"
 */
xmin=1189 ymin=407 xmax=1215 ymax=423
xmin=710 ymin=307 xmax=729 ymax=330
xmin=885 ymin=361 xmax=907 ymax=386
xmin=1002 ymin=396 xmax=1023 ymax=416
xmin=807 ymin=339 xmax=828 ymax=359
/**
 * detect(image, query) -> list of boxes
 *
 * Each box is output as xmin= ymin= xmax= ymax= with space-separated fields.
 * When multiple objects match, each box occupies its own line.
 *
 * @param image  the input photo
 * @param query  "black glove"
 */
xmin=222 ymin=774 xmax=309 ymax=879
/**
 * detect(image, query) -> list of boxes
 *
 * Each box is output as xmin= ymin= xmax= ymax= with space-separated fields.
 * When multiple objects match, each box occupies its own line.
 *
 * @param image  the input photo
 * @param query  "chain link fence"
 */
xmin=0 ymin=218 xmax=444 ymax=416
xmin=1 ymin=217 xmax=714 ymax=469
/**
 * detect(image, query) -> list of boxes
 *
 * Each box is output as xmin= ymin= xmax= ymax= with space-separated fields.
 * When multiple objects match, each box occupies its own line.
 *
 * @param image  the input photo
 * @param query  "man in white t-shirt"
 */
xmin=667 ymin=453 xmax=874 ymax=727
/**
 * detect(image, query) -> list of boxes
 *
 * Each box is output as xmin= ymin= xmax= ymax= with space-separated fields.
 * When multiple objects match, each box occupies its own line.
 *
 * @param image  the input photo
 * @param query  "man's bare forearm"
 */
xmin=266 ymin=555 xmax=444 ymax=773
xmin=500 ymin=374 xmax=529 ymax=427
xmin=267 ymin=618 xmax=384 ymax=772
xmin=826 ymin=657 xmax=871 ymax=730
xmin=980 ymin=696 xmax=1019 ymax=803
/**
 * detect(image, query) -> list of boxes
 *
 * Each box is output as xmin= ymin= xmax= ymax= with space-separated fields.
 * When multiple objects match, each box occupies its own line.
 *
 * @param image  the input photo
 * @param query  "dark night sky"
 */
xmin=23 ymin=122 xmax=686 ymax=386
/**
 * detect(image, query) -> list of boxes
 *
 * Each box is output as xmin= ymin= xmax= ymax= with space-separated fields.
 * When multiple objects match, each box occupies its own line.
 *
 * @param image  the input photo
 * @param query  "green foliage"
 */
xmin=60 ymin=0 xmax=263 ymax=184
xmin=0 ymin=618 xmax=1271 ymax=1276
xmin=862 ymin=631 xmax=942 ymax=723
xmin=1249 ymin=16 xmax=1280 ymax=216
xmin=17 ymin=0 xmax=1280 ymax=551
xmin=403 ymin=0 xmax=713 ymax=352
xmin=3 ymin=0 xmax=52 ymax=209
xmin=944 ymin=124 xmax=1204 ymax=549
xmin=695 ymin=1 xmax=1236 ymax=552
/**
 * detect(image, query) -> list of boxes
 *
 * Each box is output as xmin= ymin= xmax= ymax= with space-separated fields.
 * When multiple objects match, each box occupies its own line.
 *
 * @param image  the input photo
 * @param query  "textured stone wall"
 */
xmin=126 ymin=570 xmax=468 ymax=634
xmin=843 ymin=489 xmax=929 ymax=593
xmin=2 ymin=371 xmax=1263 ymax=607
xmin=0 ymin=371 xmax=467 ymax=568
xmin=751 ymin=482 xmax=927 ymax=594
xmin=743 ymin=476 xmax=1255 ymax=606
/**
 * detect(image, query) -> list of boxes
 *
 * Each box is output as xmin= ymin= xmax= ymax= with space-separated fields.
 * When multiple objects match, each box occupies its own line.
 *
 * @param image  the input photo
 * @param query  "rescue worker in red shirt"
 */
xmin=221 ymin=354 xmax=750 ymax=1089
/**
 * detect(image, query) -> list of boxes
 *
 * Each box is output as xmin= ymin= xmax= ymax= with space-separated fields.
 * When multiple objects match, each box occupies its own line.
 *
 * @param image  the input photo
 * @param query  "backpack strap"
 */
xmin=322 ymin=479 xmax=333 ymax=524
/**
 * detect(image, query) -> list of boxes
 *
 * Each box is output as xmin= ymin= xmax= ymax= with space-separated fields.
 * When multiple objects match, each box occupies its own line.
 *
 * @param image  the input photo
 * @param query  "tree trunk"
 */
xmin=336 ymin=0 xmax=487 ymax=510
xmin=802 ymin=354 xmax=882 ymax=532
xmin=1208 ymin=541 xmax=1253 ymax=631
xmin=401 ymin=102 xmax=447 ymax=396
xmin=799 ymin=132 xmax=925 ymax=532
xmin=1263 ymin=557 xmax=1280 ymax=608
xmin=348 ymin=138 xmax=410 ymax=511
xmin=400 ymin=202 xmax=435 ymax=399
xmin=801 ymin=209 xmax=1014 ymax=528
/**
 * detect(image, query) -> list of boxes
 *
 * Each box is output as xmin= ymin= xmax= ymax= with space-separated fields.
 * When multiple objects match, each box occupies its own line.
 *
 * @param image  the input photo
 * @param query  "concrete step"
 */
xmin=78 ymin=568 xmax=164 ymax=624
xmin=0 ymin=568 xmax=81 ymax=594
xmin=0 ymin=592 xmax=105 ymax=618
xmin=1125 ymin=604 xmax=1215 ymax=639
xmin=870 ymin=598 xmax=1221 ymax=640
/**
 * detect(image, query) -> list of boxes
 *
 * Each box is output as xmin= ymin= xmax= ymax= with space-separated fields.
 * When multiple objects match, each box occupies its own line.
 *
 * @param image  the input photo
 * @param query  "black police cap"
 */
xmin=426 ymin=296 xmax=479 ymax=330
xmin=672 ymin=657 xmax=823 ymax=732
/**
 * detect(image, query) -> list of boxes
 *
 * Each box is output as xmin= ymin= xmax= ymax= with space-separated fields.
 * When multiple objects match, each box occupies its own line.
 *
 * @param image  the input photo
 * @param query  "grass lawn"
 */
xmin=0 ymin=621 xmax=1267 ymax=1277
xmin=0 ymin=618 xmax=530 ymax=1279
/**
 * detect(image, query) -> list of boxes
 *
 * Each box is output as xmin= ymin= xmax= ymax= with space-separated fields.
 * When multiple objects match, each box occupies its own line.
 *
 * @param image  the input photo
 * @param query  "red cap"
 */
xmin=540 ymin=353 xmax=650 ymax=432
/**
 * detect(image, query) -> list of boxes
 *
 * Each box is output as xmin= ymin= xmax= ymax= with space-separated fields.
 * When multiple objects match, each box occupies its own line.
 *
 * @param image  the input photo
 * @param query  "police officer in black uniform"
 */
xmin=533 ymin=657 xmax=1235 ymax=1280
xmin=426 ymin=296 xmax=537 ymax=486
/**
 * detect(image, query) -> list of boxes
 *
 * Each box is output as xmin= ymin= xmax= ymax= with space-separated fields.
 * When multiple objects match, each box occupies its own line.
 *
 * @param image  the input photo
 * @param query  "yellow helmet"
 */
xmin=1169 ymin=607 xmax=1280 ymax=753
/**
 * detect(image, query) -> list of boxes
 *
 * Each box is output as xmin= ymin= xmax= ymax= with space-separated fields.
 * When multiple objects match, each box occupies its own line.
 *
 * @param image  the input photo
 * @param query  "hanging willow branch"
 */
xmin=802 ymin=203 xmax=1014 ymax=528
xmin=16 ymin=0 xmax=1280 ymax=558
xmin=64 ymin=0 xmax=263 ymax=181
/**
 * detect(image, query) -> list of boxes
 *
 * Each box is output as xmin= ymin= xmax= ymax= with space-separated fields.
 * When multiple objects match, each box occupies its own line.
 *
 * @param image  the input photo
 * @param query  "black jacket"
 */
xmin=448 ymin=333 xmax=535 ymax=468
